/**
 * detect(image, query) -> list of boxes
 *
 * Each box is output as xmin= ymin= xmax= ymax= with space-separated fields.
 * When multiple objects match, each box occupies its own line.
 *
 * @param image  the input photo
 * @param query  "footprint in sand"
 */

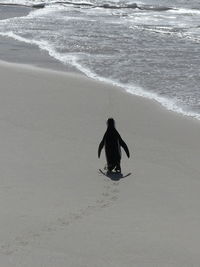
xmin=110 ymin=195 xmax=118 ymax=201
xmin=0 ymin=243 xmax=16 ymax=255
xmin=96 ymin=177 xmax=121 ymax=208
xmin=112 ymin=188 xmax=120 ymax=193
xmin=3 ymin=176 xmax=122 ymax=254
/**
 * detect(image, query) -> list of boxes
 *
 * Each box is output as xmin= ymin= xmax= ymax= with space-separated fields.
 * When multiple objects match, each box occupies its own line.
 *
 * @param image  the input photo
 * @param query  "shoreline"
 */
xmin=0 ymin=35 xmax=78 ymax=73
xmin=0 ymin=58 xmax=199 ymax=124
xmin=0 ymin=4 xmax=78 ymax=73
xmin=0 ymin=32 xmax=199 ymax=121
xmin=0 ymin=3 xmax=200 ymax=123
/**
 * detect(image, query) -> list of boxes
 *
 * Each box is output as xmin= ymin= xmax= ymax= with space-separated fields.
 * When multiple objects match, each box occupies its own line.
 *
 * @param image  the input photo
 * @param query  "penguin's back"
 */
xmin=104 ymin=128 xmax=121 ymax=163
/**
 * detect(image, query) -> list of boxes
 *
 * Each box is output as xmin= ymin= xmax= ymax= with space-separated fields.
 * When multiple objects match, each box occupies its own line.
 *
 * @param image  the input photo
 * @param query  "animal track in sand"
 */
xmin=0 ymin=243 xmax=16 ymax=255
xmin=96 ymin=174 xmax=121 ymax=209
xmin=0 ymin=175 xmax=120 ymax=256
xmin=112 ymin=188 xmax=120 ymax=193
xmin=110 ymin=195 xmax=118 ymax=201
xmin=55 ymin=176 xmax=120 ymax=229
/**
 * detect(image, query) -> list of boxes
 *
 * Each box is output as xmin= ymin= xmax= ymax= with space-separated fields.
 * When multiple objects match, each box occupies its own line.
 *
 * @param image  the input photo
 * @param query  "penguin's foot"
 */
xmin=115 ymin=166 xmax=121 ymax=173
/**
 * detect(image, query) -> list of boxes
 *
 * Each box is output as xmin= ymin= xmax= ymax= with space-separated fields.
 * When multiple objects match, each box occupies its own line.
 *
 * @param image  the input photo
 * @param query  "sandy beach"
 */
xmin=0 ymin=60 xmax=200 ymax=266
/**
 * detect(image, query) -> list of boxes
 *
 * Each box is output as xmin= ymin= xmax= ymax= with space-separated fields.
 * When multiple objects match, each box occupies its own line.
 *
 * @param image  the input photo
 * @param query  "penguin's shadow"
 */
xmin=99 ymin=169 xmax=131 ymax=181
xmin=106 ymin=172 xmax=125 ymax=181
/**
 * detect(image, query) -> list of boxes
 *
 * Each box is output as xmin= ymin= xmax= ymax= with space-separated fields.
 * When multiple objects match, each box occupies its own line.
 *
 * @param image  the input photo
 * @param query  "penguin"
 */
xmin=98 ymin=118 xmax=130 ymax=173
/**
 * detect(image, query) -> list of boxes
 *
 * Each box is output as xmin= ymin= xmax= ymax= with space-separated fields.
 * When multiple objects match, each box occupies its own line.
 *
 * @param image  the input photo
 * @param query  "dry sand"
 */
xmin=0 ymin=60 xmax=200 ymax=266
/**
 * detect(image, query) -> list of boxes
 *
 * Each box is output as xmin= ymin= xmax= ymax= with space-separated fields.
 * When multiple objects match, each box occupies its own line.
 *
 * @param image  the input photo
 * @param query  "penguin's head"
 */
xmin=107 ymin=118 xmax=115 ymax=128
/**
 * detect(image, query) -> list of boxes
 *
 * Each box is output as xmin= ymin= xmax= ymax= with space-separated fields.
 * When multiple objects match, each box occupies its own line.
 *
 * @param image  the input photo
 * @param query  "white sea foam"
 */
xmin=75 ymin=63 xmax=200 ymax=120
xmin=0 ymin=1 xmax=200 ymax=121
xmin=1 ymin=29 xmax=200 ymax=121
xmin=169 ymin=8 xmax=200 ymax=15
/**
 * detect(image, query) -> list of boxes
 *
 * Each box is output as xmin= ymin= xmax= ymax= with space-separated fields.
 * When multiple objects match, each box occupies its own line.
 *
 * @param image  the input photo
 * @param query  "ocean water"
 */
xmin=0 ymin=0 xmax=200 ymax=119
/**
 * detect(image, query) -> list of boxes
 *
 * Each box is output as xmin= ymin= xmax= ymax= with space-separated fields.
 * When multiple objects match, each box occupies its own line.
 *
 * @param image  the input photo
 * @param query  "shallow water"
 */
xmin=0 ymin=0 xmax=200 ymax=119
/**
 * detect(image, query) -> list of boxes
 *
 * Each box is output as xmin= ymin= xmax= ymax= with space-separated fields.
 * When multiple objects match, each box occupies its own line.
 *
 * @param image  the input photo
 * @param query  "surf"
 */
xmin=0 ymin=0 xmax=200 ymax=121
